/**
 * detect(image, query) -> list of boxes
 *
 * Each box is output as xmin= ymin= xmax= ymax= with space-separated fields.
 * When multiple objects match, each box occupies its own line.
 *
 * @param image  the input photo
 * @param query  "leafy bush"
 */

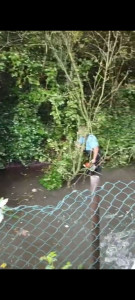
xmin=40 ymin=168 xmax=63 ymax=190
xmin=39 ymin=251 xmax=72 ymax=269
xmin=0 ymin=93 xmax=48 ymax=167
xmin=0 ymin=31 xmax=135 ymax=180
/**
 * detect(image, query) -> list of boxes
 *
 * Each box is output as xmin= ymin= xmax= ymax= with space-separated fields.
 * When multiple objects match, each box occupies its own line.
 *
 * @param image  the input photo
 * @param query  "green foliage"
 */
xmin=0 ymin=95 xmax=48 ymax=166
xmin=10 ymin=101 xmax=47 ymax=165
xmin=40 ymin=168 xmax=63 ymax=190
xmin=0 ymin=31 xmax=135 ymax=182
xmin=40 ymin=251 xmax=57 ymax=269
xmin=40 ymin=138 xmax=85 ymax=190
xmin=40 ymin=84 xmax=135 ymax=189
xmin=39 ymin=251 xmax=72 ymax=269
xmin=94 ymin=97 xmax=135 ymax=167
xmin=0 ymin=263 xmax=7 ymax=269
xmin=78 ymin=58 xmax=93 ymax=82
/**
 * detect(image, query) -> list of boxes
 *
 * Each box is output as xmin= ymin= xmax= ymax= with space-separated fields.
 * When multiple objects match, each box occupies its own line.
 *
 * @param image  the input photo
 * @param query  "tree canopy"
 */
xmin=0 ymin=31 xmax=135 ymax=188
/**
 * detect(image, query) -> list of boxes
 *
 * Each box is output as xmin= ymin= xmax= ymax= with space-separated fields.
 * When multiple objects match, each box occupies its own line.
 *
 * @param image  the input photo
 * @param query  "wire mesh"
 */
xmin=0 ymin=180 xmax=135 ymax=269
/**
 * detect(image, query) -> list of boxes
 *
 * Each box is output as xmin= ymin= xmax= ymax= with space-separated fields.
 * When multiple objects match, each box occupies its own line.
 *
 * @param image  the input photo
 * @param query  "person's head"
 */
xmin=77 ymin=126 xmax=89 ymax=137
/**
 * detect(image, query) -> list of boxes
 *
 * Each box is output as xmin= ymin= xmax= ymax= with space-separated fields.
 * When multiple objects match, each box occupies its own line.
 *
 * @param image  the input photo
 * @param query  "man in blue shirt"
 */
xmin=76 ymin=126 xmax=101 ymax=174
xmin=76 ymin=126 xmax=101 ymax=192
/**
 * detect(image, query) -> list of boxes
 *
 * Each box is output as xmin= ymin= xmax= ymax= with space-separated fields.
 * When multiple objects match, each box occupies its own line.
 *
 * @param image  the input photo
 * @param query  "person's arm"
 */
xmin=87 ymin=135 xmax=99 ymax=163
xmin=91 ymin=146 xmax=99 ymax=163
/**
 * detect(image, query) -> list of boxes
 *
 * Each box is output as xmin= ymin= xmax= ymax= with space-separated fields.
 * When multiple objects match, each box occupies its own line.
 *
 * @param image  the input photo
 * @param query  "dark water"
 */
xmin=0 ymin=165 xmax=134 ymax=207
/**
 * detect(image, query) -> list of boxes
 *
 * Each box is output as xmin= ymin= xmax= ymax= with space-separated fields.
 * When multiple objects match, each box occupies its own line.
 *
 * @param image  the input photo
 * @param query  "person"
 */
xmin=76 ymin=126 xmax=101 ymax=192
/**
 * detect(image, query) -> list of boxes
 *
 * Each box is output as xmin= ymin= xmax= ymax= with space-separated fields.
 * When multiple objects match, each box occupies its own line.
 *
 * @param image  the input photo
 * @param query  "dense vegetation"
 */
xmin=0 ymin=31 xmax=135 ymax=189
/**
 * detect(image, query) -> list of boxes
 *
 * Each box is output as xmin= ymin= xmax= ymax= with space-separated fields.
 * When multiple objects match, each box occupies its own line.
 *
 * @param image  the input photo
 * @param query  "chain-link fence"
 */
xmin=0 ymin=180 xmax=135 ymax=269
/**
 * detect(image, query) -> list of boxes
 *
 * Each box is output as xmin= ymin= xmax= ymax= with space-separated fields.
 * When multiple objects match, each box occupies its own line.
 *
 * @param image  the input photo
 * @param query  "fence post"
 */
xmin=90 ymin=175 xmax=100 ymax=269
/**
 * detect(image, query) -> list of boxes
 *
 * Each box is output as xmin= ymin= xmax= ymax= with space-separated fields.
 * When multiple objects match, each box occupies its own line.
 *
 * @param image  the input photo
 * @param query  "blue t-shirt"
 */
xmin=78 ymin=134 xmax=99 ymax=151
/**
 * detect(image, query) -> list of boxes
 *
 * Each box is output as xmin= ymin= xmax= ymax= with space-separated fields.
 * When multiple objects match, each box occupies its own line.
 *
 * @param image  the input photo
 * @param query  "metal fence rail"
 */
xmin=0 ymin=180 xmax=135 ymax=269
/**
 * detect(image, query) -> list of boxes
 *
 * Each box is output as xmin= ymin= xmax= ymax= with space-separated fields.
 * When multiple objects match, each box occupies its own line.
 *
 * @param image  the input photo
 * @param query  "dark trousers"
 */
xmin=84 ymin=150 xmax=102 ymax=175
